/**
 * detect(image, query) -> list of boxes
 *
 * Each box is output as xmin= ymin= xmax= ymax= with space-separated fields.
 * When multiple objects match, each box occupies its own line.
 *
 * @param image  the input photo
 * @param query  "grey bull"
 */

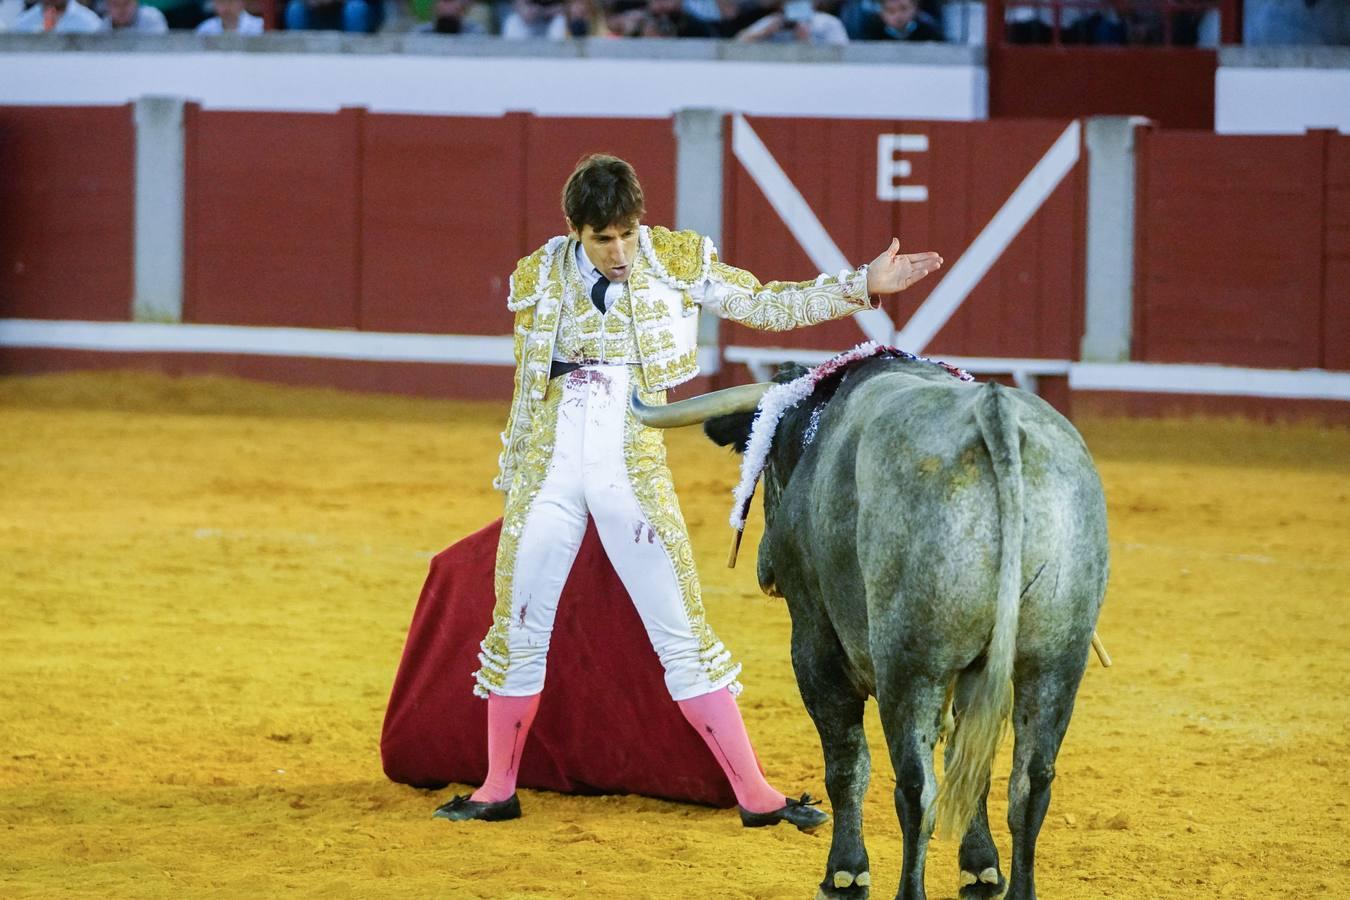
xmin=632 ymin=353 xmax=1109 ymax=900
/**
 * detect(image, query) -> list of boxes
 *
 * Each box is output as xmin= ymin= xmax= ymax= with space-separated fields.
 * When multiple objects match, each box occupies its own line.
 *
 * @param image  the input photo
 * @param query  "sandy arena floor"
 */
xmin=1 ymin=371 xmax=1347 ymax=899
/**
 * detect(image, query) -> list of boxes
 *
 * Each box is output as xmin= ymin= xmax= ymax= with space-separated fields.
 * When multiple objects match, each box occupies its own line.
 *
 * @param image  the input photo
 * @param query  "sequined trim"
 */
xmin=640 ymin=348 xmax=699 ymax=392
xmin=622 ymin=386 xmax=743 ymax=695
xmin=475 ymin=383 xmax=566 ymax=698
xmin=495 ymin=241 xmax=569 ymax=491
xmin=506 ymin=236 xmax=567 ymax=312
xmin=708 ymin=260 xmax=872 ymax=332
xmin=639 ymin=225 xmax=714 ymax=289
xmin=554 ymin=244 xmax=641 ymax=364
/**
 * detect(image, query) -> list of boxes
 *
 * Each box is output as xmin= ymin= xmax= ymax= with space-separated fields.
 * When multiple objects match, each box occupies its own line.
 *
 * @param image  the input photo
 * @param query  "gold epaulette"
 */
xmin=641 ymin=226 xmax=713 ymax=290
xmin=507 ymin=236 xmax=566 ymax=312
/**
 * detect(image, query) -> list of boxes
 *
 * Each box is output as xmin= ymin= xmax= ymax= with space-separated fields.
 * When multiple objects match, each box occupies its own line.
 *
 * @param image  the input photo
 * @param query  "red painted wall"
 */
xmin=982 ymin=0 xmax=1229 ymax=130
xmin=359 ymin=113 xmax=528 ymax=336
xmin=183 ymin=106 xmax=364 ymax=329
xmin=1134 ymin=129 xmax=1347 ymax=370
xmin=184 ymin=109 xmax=676 ymax=337
xmin=989 ymin=47 xmax=1217 ymax=131
xmin=723 ymin=116 xmax=1085 ymax=361
xmin=1324 ymin=135 xmax=1350 ymax=372
xmin=0 ymin=105 xmax=135 ymax=321
xmin=5 ymin=105 xmax=1346 ymax=412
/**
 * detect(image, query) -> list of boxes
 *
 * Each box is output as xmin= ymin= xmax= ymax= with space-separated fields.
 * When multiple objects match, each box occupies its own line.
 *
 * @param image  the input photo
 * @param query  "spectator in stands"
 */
xmin=679 ymin=0 xmax=714 ymax=23
xmin=859 ymin=0 xmax=940 ymax=40
xmin=642 ymin=0 xmax=714 ymax=35
xmin=10 ymin=0 xmax=102 ymax=31
xmin=197 ymin=0 xmax=264 ymax=31
xmin=1003 ymin=3 xmax=1070 ymax=43
xmin=415 ymin=0 xmax=487 ymax=31
xmin=285 ymin=0 xmax=383 ymax=32
xmin=559 ymin=0 xmax=600 ymax=36
xmin=839 ymin=0 xmax=934 ymax=39
xmin=602 ymin=0 xmax=645 ymax=34
xmin=735 ymin=0 xmax=847 ymax=44
xmin=136 ymin=0 xmax=203 ymax=30
xmin=102 ymin=0 xmax=168 ymax=30
xmin=1244 ymin=0 xmax=1350 ymax=45
xmin=707 ymin=0 xmax=771 ymax=36
xmin=500 ymin=0 xmax=564 ymax=36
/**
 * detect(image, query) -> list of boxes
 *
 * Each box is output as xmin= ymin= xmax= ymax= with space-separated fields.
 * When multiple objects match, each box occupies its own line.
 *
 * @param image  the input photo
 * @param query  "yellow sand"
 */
xmin=1 ymin=371 xmax=1347 ymax=899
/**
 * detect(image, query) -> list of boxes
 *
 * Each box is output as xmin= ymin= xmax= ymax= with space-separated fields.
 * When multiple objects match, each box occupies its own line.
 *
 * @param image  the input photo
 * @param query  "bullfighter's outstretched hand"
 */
xmin=865 ymin=239 xmax=943 ymax=296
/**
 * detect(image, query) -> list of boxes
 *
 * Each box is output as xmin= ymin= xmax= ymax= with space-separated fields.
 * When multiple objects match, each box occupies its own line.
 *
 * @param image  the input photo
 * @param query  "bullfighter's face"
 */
xmin=573 ymin=219 xmax=640 ymax=283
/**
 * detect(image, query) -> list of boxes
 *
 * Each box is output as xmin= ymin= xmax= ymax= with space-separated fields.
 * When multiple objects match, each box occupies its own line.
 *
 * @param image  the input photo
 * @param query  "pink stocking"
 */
xmin=677 ymin=687 xmax=786 ymax=814
xmin=470 ymin=692 xmax=541 ymax=803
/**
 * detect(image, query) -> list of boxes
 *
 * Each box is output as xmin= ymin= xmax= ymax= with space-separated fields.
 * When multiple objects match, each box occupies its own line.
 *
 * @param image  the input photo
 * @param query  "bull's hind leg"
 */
xmin=1005 ymin=656 xmax=1088 ymax=900
xmin=948 ymin=666 xmax=1006 ymax=899
xmin=876 ymin=665 xmax=947 ymax=900
xmin=789 ymin=617 xmax=872 ymax=899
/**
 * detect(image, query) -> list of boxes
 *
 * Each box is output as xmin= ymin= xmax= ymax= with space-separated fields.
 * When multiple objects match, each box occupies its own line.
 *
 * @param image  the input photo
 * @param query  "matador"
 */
xmin=434 ymin=154 xmax=942 ymax=827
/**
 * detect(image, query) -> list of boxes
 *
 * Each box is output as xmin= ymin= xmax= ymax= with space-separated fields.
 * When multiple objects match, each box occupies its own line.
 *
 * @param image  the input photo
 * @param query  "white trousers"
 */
xmin=488 ymin=364 xmax=738 ymax=701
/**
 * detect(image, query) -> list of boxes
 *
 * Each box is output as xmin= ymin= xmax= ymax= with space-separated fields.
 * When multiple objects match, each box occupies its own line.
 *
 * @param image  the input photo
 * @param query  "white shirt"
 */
xmin=575 ymin=242 xmax=622 ymax=314
xmin=196 ymin=10 xmax=264 ymax=33
xmin=551 ymin=242 xmax=627 ymax=365
xmin=11 ymin=0 xmax=102 ymax=32
xmin=102 ymin=4 xmax=168 ymax=32
xmin=740 ymin=10 xmax=849 ymax=46
xmin=500 ymin=9 xmax=565 ymax=39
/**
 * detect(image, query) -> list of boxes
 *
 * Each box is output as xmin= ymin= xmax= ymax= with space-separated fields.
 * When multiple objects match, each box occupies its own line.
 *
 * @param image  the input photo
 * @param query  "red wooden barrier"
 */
xmin=5 ymin=105 xmax=1345 ymax=412
xmin=989 ymin=47 xmax=1216 ymax=130
xmin=0 ymin=105 xmax=134 ymax=322
xmin=1134 ymin=129 xmax=1346 ymax=370
xmin=185 ymin=109 xmax=676 ymax=336
xmin=183 ymin=106 xmax=363 ymax=330
xmin=520 ymin=116 xmax=676 ymax=254
xmin=359 ymin=113 xmax=529 ymax=335
xmin=1324 ymin=135 xmax=1350 ymax=372
xmin=983 ymin=0 xmax=1232 ymax=130
xmin=724 ymin=116 xmax=1084 ymax=360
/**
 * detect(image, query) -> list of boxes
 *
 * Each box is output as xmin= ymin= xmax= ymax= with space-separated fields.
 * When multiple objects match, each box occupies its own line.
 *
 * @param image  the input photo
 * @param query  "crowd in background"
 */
xmin=0 ymin=0 xmax=959 ymax=41
xmin=0 ymin=0 xmax=1345 ymax=46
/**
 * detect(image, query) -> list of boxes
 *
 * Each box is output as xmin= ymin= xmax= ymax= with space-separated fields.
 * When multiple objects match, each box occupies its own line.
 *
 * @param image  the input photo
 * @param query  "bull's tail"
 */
xmin=935 ymin=381 xmax=1023 ymax=840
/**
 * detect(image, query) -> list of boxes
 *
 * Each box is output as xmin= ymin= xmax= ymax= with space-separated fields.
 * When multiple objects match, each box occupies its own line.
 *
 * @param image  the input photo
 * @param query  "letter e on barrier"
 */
xmin=877 ymin=134 xmax=929 ymax=202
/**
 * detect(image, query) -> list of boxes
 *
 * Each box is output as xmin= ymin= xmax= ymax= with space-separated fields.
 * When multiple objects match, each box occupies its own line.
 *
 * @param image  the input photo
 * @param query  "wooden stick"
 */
xmin=1091 ymin=631 xmax=1112 ymax=668
xmin=727 ymin=528 xmax=744 ymax=568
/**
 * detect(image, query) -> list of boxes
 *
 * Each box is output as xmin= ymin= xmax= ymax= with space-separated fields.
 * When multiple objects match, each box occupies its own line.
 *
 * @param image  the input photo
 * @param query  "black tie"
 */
xmin=590 ymin=276 xmax=610 ymax=314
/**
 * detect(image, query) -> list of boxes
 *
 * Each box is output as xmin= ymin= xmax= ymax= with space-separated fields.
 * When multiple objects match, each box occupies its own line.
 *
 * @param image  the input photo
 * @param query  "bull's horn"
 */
xmin=629 ymin=383 xmax=772 ymax=429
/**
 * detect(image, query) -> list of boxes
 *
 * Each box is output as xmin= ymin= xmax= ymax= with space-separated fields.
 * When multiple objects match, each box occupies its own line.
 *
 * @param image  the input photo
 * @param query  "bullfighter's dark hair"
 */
xmin=562 ymin=154 xmax=646 ymax=234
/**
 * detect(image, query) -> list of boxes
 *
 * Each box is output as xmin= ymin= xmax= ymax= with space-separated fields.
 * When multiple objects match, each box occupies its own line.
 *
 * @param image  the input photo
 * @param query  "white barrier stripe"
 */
xmin=0 ymin=319 xmax=516 ymax=366
xmin=4 ymin=321 xmax=1347 ymax=402
xmin=894 ymin=121 xmax=1082 ymax=354
xmin=730 ymin=114 xmax=894 ymax=345
xmin=723 ymin=344 xmax=1350 ymax=401
xmin=1070 ymin=362 xmax=1350 ymax=402
xmin=724 ymin=344 xmax=1071 ymax=374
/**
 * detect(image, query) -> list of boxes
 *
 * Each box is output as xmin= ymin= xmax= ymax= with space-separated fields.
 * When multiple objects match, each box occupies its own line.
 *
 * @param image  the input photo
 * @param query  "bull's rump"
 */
xmin=783 ymin=374 xmax=1107 ymax=674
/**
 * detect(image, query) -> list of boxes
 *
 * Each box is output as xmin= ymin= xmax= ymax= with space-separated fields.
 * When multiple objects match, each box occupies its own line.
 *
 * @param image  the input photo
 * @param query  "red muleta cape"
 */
xmin=380 ymin=518 xmax=738 ymax=807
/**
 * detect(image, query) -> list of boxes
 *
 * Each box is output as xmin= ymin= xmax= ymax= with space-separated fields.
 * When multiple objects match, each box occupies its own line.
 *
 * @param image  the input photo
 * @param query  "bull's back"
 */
xmin=808 ymin=374 xmax=1106 ymax=671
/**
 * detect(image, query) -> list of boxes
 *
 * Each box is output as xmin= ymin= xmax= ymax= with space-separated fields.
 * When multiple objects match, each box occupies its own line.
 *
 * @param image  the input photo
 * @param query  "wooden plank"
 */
xmin=0 ymin=105 xmax=134 ymax=321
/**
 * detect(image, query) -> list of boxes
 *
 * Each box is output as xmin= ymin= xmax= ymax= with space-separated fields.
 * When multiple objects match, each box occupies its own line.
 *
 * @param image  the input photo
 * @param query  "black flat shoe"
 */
xmin=431 ymin=793 xmax=522 ymax=822
xmin=739 ymin=793 xmax=829 ymax=832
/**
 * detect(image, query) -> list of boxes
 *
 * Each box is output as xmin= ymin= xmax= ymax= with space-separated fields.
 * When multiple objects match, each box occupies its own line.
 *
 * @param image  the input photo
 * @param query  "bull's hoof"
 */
xmin=815 ymin=870 xmax=871 ymax=899
xmin=958 ymin=865 xmax=1006 ymax=899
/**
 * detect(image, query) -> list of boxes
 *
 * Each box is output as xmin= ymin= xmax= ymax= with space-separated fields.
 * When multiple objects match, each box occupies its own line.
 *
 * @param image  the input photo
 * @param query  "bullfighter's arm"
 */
xmin=699 ymin=251 xmax=876 ymax=333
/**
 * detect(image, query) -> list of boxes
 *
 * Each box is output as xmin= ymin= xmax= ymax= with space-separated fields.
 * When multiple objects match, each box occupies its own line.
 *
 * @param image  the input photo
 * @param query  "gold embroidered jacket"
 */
xmin=494 ymin=225 xmax=873 ymax=491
